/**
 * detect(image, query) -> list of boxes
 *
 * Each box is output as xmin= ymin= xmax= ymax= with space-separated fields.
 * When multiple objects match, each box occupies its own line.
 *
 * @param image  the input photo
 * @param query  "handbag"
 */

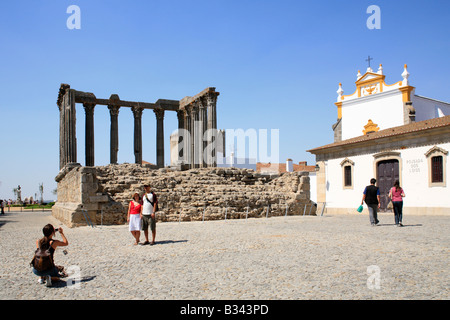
xmin=357 ymin=205 xmax=363 ymax=213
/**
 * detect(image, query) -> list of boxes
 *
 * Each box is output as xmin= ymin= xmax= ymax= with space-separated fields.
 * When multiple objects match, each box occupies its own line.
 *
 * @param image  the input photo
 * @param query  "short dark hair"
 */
xmin=143 ymin=185 xmax=149 ymax=188
xmin=370 ymin=178 xmax=376 ymax=184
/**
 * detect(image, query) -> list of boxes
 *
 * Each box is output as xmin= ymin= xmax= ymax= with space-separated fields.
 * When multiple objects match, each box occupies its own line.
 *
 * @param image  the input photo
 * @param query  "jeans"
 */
xmin=367 ymin=204 xmax=379 ymax=225
xmin=32 ymin=266 xmax=60 ymax=277
xmin=393 ymin=201 xmax=403 ymax=225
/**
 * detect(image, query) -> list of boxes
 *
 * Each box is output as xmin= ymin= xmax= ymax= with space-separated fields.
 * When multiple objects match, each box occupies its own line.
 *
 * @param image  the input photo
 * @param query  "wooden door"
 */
xmin=377 ymin=160 xmax=399 ymax=211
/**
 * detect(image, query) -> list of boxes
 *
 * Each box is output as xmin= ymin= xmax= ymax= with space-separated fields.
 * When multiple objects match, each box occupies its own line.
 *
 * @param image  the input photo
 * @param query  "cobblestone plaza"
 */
xmin=0 ymin=211 xmax=448 ymax=300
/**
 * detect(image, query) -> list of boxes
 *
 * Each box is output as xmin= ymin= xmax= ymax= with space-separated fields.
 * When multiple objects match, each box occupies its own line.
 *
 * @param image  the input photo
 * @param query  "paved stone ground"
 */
xmin=0 ymin=211 xmax=448 ymax=300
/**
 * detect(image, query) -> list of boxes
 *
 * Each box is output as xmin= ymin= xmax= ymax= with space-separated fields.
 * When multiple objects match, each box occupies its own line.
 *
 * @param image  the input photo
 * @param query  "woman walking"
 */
xmin=127 ymin=192 xmax=142 ymax=245
xmin=389 ymin=180 xmax=405 ymax=227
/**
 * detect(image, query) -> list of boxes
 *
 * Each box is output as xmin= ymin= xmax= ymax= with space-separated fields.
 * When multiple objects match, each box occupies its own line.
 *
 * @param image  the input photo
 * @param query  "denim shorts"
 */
xmin=32 ymin=266 xmax=60 ymax=277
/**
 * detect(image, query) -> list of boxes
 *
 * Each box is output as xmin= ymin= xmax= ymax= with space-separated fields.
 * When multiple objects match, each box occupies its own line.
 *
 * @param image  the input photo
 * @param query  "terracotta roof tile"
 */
xmin=308 ymin=115 xmax=450 ymax=153
xmin=256 ymin=162 xmax=315 ymax=173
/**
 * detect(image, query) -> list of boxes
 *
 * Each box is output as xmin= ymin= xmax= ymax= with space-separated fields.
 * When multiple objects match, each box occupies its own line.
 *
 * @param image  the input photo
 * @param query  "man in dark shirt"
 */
xmin=361 ymin=178 xmax=381 ymax=226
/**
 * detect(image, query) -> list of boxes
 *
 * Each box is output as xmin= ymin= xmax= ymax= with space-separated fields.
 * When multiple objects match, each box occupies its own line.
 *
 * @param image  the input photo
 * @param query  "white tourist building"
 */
xmin=308 ymin=64 xmax=450 ymax=215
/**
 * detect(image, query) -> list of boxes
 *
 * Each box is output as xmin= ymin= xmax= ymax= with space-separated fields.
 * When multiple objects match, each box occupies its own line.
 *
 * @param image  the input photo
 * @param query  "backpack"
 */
xmin=31 ymin=243 xmax=54 ymax=272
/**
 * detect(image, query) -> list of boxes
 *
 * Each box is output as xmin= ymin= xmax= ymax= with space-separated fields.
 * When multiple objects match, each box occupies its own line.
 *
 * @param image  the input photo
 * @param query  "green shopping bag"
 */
xmin=357 ymin=205 xmax=363 ymax=213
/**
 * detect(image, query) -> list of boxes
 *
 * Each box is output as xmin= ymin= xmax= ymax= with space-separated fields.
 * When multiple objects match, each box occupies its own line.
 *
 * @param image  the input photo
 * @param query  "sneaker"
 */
xmin=399 ymin=223 xmax=403 ymax=227
xmin=38 ymin=278 xmax=45 ymax=284
xmin=45 ymin=275 xmax=52 ymax=287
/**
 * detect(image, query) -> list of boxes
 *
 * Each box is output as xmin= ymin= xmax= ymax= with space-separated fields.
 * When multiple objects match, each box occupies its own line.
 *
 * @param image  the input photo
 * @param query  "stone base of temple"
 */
xmin=53 ymin=163 xmax=316 ymax=228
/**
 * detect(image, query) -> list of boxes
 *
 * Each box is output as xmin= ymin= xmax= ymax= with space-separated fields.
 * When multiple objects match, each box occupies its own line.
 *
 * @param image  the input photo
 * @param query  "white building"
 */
xmin=308 ymin=64 xmax=450 ymax=215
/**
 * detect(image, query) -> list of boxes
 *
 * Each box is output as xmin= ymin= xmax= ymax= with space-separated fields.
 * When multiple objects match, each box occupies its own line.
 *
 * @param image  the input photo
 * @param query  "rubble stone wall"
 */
xmin=53 ymin=163 xmax=316 ymax=227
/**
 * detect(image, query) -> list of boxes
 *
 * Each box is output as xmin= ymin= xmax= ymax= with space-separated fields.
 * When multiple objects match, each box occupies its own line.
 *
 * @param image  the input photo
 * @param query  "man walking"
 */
xmin=141 ymin=185 xmax=158 ymax=245
xmin=361 ymin=178 xmax=381 ymax=226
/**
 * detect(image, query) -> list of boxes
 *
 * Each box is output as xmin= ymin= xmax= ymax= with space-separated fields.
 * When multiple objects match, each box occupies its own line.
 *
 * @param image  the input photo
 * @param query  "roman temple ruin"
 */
xmin=53 ymin=84 xmax=316 ymax=227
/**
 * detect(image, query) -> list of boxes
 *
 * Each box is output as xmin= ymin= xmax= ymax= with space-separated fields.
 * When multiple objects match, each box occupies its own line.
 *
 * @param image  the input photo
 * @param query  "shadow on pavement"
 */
xmin=51 ymin=276 xmax=97 ymax=288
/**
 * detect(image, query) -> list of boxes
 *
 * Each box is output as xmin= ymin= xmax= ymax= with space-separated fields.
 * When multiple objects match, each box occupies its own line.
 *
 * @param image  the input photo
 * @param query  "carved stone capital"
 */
xmin=131 ymin=105 xmax=143 ymax=119
xmin=108 ymin=105 xmax=120 ymax=117
xmin=83 ymin=103 xmax=96 ymax=115
xmin=154 ymin=108 xmax=165 ymax=120
xmin=185 ymin=104 xmax=194 ymax=116
xmin=206 ymin=92 xmax=218 ymax=106
xmin=176 ymin=109 xmax=185 ymax=119
xmin=196 ymin=99 xmax=205 ymax=109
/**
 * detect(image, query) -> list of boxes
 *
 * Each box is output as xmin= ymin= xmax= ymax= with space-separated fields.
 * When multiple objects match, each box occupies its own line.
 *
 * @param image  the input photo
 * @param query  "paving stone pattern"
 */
xmin=0 ymin=211 xmax=448 ymax=299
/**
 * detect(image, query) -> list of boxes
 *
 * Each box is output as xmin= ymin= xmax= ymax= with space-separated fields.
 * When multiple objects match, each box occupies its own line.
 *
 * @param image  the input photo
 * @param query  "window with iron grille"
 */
xmin=344 ymin=165 xmax=352 ymax=187
xmin=431 ymin=156 xmax=443 ymax=183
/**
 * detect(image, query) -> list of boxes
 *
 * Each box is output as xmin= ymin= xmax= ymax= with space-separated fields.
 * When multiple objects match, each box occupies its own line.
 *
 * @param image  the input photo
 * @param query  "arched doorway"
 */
xmin=377 ymin=159 xmax=399 ymax=211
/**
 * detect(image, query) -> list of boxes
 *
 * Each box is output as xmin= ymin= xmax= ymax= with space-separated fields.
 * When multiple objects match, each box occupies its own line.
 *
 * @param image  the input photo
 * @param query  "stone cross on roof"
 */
xmin=366 ymin=55 xmax=373 ymax=68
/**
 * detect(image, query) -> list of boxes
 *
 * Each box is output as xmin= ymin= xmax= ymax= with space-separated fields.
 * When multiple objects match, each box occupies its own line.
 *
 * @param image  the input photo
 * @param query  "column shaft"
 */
xmin=62 ymin=88 xmax=77 ymax=167
xmin=132 ymin=106 xmax=143 ymax=165
xmin=206 ymin=93 xmax=217 ymax=167
xmin=191 ymin=105 xmax=197 ymax=168
xmin=83 ymin=103 xmax=95 ymax=166
xmin=177 ymin=110 xmax=185 ymax=164
xmin=108 ymin=105 xmax=120 ymax=164
xmin=58 ymin=102 xmax=64 ymax=169
xmin=198 ymin=101 xmax=206 ymax=168
xmin=185 ymin=107 xmax=192 ymax=169
xmin=154 ymin=108 xmax=165 ymax=168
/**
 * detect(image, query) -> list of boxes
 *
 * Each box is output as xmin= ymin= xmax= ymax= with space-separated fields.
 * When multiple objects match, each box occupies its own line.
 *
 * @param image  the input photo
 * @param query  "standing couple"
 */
xmin=127 ymin=185 xmax=158 ymax=245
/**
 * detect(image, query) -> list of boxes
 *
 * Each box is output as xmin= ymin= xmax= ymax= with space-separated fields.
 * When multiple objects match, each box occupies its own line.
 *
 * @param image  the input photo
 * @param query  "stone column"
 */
xmin=154 ymin=108 xmax=165 ymax=168
xmin=58 ymin=101 xmax=65 ymax=170
xmin=59 ymin=86 xmax=77 ymax=168
xmin=176 ymin=109 xmax=185 ymax=164
xmin=131 ymin=106 xmax=143 ymax=165
xmin=191 ymin=104 xmax=198 ymax=168
xmin=198 ymin=100 xmax=206 ymax=167
xmin=83 ymin=103 xmax=96 ymax=166
xmin=108 ymin=104 xmax=120 ymax=164
xmin=184 ymin=106 xmax=192 ymax=169
xmin=206 ymin=92 xmax=218 ymax=167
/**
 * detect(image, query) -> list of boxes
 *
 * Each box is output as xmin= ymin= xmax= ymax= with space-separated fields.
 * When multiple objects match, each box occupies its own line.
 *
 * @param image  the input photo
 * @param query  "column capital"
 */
xmin=131 ymin=105 xmax=144 ymax=119
xmin=83 ymin=102 xmax=96 ymax=113
xmin=196 ymin=99 xmax=205 ymax=109
xmin=176 ymin=109 xmax=185 ymax=119
xmin=108 ymin=105 xmax=120 ymax=116
xmin=185 ymin=104 xmax=194 ymax=115
xmin=153 ymin=108 xmax=165 ymax=120
xmin=190 ymin=103 xmax=199 ymax=113
xmin=206 ymin=92 xmax=218 ymax=105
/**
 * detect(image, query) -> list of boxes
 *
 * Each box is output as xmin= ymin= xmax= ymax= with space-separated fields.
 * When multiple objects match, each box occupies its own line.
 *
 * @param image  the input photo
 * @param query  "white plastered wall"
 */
xmin=323 ymin=142 xmax=450 ymax=213
xmin=341 ymin=91 xmax=404 ymax=140
xmin=412 ymin=95 xmax=450 ymax=121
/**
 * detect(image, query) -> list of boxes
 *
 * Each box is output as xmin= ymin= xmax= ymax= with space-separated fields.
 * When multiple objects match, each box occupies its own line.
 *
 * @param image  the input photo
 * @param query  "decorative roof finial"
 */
xmin=377 ymin=63 xmax=383 ymax=75
xmin=357 ymin=70 xmax=362 ymax=80
xmin=337 ymin=83 xmax=344 ymax=101
xmin=402 ymin=64 xmax=410 ymax=86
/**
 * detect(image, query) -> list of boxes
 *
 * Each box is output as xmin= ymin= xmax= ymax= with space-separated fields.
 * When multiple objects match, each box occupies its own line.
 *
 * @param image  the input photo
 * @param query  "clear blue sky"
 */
xmin=0 ymin=0 xmax=449 ymax=200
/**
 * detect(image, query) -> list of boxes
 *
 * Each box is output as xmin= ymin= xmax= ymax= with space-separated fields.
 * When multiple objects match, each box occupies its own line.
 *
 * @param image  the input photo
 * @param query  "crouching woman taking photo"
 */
xmin=31 ymin=224 xmax=69 ymax=287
